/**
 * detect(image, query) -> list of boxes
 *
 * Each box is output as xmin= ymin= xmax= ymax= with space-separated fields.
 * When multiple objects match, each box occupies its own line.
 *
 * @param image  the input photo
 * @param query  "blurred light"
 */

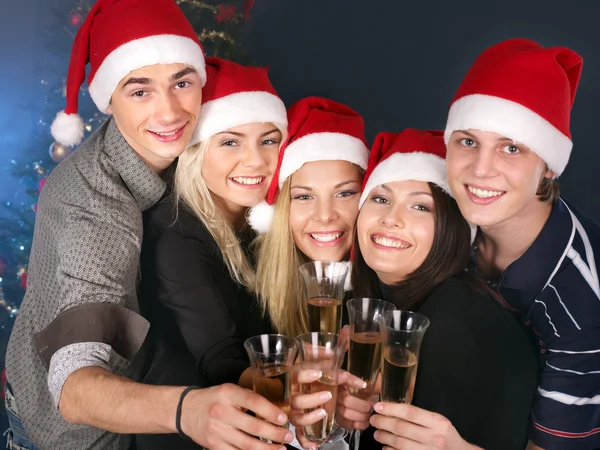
xmin=19 ymin=246 xmax=24 ymax=251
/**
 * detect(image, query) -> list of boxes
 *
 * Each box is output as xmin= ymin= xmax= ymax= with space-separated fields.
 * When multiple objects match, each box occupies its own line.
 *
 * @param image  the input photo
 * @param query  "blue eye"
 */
xmin=459 ymin=138 xmax=476 ymax=148
xmin=221 ymin=140 xmax=237 ymax=147
xmin=262 ymin=139 xmax=279 ymax=146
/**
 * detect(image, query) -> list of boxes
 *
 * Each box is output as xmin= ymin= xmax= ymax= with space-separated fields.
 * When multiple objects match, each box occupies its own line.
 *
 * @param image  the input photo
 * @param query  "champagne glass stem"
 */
xmin=348 ymin=429 xmax=361 ymax=450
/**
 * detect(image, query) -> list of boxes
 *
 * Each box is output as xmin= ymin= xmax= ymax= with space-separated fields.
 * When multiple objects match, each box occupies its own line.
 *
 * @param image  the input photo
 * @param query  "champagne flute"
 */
xmin=346 ymin=298 xmax=396 ymax=450
xmin=379 ymin=310 xmax=430 ymax=404
xmin=300 ymin=261 xmax=349 ymax=334
xmin=299 ymin=261 xmax=349 ymax=443
xmin=296 ymin=332 xmax=348 ymax=449
xmin=244 ymin=334 xmax=299 ymax=442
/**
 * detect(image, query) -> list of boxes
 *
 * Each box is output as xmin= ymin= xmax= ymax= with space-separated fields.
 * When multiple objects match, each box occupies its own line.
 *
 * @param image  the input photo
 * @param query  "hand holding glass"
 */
xmin=346 ymin=298 xmax=396 ymax=399
xmin=244 ymin=333 xmax=299 ymax=441
xmin=296 ymin=332 xmax=348 ymax=447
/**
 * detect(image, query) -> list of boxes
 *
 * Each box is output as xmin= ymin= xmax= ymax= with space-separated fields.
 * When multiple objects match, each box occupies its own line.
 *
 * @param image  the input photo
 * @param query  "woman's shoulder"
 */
xmin=421 ymin=276 xmax=492 ymax=312
xmin=145 ymin=194 xmax=208 ymax=233
xmin=419 ymin=276 xmax=524 ymax=339
xmin=419 ymin=276 xmax=537 ymax=360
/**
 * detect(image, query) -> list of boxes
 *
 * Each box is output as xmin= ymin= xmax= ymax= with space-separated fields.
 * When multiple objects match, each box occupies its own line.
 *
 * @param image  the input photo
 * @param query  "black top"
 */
xmin=136 ymin=193 xmax=273 ymax=449
xmin=361 ymin=277 xmax=539 ymax=450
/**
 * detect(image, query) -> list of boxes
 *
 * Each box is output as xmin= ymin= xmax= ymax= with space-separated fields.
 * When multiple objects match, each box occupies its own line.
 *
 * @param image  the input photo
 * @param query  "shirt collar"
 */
xmin=104 ymin=118 xmax=167 ymax=211
xmin=496 ymin=199 xmax=573 ymax=293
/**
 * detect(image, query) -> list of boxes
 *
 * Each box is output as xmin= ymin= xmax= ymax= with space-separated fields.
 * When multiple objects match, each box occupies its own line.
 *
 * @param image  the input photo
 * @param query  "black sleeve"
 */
xmin=412 ymin=314 xmax=489 ymax=442
xmin=413 ymin=288 xmax=532 ymax=450
xmin=150 ymin=224 xmax=249 ymax=387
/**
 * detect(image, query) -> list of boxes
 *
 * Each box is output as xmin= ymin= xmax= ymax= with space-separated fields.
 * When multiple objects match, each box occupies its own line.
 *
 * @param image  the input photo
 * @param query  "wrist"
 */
xmin=162 ymin=386 xmax=188 ymax=433
xmin=176 ymin=386 xmax=201 ymax=439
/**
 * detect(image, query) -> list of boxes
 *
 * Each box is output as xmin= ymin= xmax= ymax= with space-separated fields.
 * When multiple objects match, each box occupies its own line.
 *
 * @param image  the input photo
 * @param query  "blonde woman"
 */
xmin=250 ymin=96 xmax=370 ymax=338
xmin=138 ymin=57 xmax=289 ymax=449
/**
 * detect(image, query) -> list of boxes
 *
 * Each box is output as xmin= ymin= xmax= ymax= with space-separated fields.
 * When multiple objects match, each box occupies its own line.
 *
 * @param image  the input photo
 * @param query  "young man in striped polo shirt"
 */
xmin=444 ymin=38 xmax=600 ymax=449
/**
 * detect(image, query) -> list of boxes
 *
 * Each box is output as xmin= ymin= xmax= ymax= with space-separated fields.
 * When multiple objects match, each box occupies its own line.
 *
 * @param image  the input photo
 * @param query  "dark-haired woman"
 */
xmin=345 ymin=130 xmax=539 ymax=450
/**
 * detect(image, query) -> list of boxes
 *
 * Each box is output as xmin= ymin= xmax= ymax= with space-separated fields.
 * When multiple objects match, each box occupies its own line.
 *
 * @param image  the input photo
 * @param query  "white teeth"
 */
xmin=154 ymin=129 xmax=178 ymax=136
xmin=467 ymin=185 xmax=503 ymax=198
xmin=232 ymin=177 xmax=264 ymax=185
xmin=372 ymin=235 xmax=409 ymax=249
xmin=310 ymin=233 xmax=342 ymax=242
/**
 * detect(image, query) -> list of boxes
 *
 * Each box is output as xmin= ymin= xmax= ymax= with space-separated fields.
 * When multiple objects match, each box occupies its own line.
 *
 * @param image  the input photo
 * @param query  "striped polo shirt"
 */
xmin=480 ymin=198 xmax=600 ymax=449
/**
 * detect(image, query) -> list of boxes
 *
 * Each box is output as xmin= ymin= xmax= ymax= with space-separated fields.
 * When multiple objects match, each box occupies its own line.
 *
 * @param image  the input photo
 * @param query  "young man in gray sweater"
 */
xmin=4 ymin=0 xmax=293 ymax=449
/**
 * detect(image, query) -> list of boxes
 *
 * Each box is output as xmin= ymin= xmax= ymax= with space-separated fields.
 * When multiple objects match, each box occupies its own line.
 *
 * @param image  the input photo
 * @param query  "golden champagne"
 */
xmin=348 ymin=331 xmax=382 ymax=399
xmin=381 ymin=347 xmax=418 ymax=404
xmin=307 ymin=296 xmax=342 ymax=333
xmin=253 ymin=364 xmax=292 ymax=439
xmin=301 ymin=375 xmax=338 ymax=444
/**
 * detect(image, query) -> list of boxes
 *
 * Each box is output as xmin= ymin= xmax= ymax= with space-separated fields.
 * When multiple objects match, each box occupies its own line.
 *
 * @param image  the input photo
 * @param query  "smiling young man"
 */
xmin=445 ymin=39 xmax=600 ymax=449
xmin=4 ymin=1 xmax=294 ymax=449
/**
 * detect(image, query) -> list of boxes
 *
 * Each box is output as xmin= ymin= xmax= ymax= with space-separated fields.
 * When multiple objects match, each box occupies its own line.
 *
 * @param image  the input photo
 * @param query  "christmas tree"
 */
xmin=0 ymin=0 xmax=255 ymax=425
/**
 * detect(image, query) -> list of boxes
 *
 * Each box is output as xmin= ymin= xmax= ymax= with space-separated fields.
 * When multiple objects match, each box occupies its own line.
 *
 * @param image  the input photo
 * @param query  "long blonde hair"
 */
xmin=254 ymin=179 xmax=310 ymax=336
xmin=175 ymin=138 xmax=255 ymax=288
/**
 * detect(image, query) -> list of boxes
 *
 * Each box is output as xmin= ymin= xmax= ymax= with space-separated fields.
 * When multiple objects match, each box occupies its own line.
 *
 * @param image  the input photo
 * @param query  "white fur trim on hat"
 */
xmin=50 ymin=111 xmax=85 ymax=147
xmin=88 ymin=35 xmax=206 ymax=113
xmin=192 ymin=91 xmax=288 ymax=145
xmin=248 ymin=200 xmax=275 ymax=233
xmin=444 ymin=94 xmax=572 ymax=176
xmin=279 ymin=133 xmax=369 ymax=186
xmin=359 ymin=152 xmax=450 ymax=208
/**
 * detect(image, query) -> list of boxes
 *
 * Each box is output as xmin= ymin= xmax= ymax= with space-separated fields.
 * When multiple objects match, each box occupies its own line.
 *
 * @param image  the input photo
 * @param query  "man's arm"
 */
xmin=60 ymin=366 xmax=294 ymax=449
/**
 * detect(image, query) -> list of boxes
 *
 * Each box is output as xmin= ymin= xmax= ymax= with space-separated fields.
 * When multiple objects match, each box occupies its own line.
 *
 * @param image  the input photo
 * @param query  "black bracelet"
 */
xmin=176 ymin=385 xmax=200 ymax=440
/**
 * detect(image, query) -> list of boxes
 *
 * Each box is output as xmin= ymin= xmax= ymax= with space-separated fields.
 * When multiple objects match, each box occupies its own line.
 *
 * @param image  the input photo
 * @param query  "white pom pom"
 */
xmin=50 ymin=111 xmax=84 ymax=147
xmin=248 ymin=201 xmax=275 ymax=233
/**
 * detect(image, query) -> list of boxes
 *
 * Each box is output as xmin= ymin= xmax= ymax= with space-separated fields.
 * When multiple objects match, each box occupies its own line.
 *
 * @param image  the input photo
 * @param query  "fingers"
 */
xmin=370 ymin=413 xmax=431 ymax=444
xmin=374 ymin=429 xmax=425 ymax=450
xmin=290 ymin=407 xmax=327 ymax=427
xmin=219 ymin=425 xmax=289 ymax=450
xmin=211 ymin=403 xmax=293 ymax=445
xmin=374 ymin=402 xmax=442 ymax=428
xmin=337 ymin=414 xmax=370 ymax=432
xmin=223 ymin=384 xmax=289 ymax=426
xmin=339 ymin=388 xmax=374 ymax=414
xmin=337 ymin=371 xmax=368 ymax=390
xmin=295 ymin=369 xmax=322 ymax=384
xmin=292 ymin=389 xmax=332 ymax=410
xmin=295 ymin=426 xmax=319 ymax=450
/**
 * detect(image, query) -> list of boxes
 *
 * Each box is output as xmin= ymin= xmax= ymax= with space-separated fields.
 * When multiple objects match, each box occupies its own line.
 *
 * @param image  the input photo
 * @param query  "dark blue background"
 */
xmin=244 ymin=0 xmax=599 ymax=221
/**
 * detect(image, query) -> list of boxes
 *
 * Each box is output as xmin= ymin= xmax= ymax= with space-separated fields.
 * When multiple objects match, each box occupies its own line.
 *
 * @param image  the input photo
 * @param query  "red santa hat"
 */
xmin=360 ymin=129 xmax=449 ymax=208
xmin=50 ymin=0 xmax=206 ymax=148
xmin=248 ymin=96 xmax=370 ymax=233
xmin=444 ymin=38 xmax=583 ymax=176
xmin=190 ymin=57 xmax=288 ymax=145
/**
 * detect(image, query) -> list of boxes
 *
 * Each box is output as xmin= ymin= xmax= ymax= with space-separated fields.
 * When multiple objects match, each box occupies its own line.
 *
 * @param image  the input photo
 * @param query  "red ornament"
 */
xmin=39 ymin=178 xmax=47 ymax=192
xmin=20 ymin=272 xmax=27 ymax=291
xmin=68 ymin=10 xmax=84 ymax=28
xmin=243 ymin=0 xmax=255 ymax=21
xmin=216 ymin=4 xmax=235 ymax=23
